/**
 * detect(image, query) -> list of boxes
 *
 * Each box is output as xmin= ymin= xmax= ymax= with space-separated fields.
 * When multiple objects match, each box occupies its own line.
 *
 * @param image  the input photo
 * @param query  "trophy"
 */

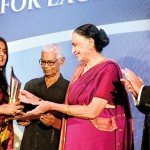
xmin=9 ymin=66 xmax=21 ymax=103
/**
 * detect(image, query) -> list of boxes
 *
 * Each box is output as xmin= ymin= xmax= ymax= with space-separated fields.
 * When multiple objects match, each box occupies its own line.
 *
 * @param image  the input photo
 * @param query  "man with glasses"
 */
xmin=18 ymin=44 xmax=69 ymax=150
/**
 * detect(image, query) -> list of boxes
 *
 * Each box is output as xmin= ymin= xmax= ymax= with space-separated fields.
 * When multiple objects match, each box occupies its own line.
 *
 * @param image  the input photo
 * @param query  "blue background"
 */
xmin=0 ymin=0 xmax=150 ymax=149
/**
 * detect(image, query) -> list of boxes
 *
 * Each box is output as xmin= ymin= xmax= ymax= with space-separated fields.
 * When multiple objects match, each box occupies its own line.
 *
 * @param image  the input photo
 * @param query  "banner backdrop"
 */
xmin=0 ymin=0 xmax=150 ymax=149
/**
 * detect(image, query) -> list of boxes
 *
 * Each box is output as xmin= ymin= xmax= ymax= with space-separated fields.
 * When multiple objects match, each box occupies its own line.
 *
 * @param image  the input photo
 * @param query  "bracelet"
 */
xmin=65 ymin=105 xmax=69 ymax=115
xmin=65 ymin=105 xmax=71 ymax=115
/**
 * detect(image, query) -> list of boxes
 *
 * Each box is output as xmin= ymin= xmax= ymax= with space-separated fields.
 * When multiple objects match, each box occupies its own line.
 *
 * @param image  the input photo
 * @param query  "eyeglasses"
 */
xmin=39 ymin=59 xmax=59 ymax=66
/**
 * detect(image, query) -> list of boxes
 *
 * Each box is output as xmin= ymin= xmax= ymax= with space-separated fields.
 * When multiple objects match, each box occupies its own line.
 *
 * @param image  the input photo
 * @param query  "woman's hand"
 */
xmin=26 ymin=101 xmax=52 ymax=115
xmin=19 ymin=90 xmax=41 ymax=104
xmin=0 ymin=102 xmax=24 ymax=115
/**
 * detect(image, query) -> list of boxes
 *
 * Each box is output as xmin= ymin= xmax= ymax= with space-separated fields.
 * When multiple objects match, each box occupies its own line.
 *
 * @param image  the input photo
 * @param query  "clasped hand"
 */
xmin=121 ymin=68 xmax=144 ymax=98
xmin=40 ymin=113 xmax=55 ymax=126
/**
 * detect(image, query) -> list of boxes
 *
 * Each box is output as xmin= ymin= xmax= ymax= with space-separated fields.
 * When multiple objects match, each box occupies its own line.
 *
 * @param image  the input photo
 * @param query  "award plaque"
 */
xmin=9 ymin=66 xmax=21 ymax=103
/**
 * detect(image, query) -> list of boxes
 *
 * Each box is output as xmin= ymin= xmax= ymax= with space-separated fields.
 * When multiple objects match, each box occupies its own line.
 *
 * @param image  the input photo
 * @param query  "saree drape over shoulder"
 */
xmin=64 ymin=60 xmax=134 ymax=150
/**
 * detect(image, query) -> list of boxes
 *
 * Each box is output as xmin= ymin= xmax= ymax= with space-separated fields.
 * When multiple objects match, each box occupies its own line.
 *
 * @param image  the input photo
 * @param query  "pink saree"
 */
xmin=60 ymin=60 xmax=134 ymax=150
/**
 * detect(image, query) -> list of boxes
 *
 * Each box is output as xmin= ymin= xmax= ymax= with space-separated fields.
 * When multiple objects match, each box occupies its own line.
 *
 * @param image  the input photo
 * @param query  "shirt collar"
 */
xmin=37 ymin=73 xmax=67 ymax=89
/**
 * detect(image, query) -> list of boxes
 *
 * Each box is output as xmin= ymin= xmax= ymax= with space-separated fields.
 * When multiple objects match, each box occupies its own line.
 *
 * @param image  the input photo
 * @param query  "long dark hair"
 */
xmin=0 ymin=37 xmax=9 ymax=103
xmin=74 ymin=24 xmax=109 ymax=53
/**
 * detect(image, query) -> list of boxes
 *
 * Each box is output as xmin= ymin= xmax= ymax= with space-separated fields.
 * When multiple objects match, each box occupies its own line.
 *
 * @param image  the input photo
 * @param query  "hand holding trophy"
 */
xmin=10 ymin=67 xmax=42 ymax=121
xmin=9 ymin=66 xmax=23 ymax=116
xmin=3 ymin=67 xmax=24 ymax=124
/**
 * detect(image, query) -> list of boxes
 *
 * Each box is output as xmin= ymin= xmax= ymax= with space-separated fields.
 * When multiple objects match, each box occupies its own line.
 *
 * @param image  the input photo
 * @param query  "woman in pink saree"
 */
xmin=20 ymin=24 xmax=134 ymax=150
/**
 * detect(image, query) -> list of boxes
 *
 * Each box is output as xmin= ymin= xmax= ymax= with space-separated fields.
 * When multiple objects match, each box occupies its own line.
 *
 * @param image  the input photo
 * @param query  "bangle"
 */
xmin=65 ymin=105 xmax=71 ymax=115
xmin=65 ymin=105 xmax=69 ymax=115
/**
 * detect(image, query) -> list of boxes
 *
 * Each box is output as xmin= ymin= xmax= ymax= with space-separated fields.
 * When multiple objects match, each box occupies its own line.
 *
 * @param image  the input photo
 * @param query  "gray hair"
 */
xmin=42 ymin=44 xmax=63 ymax=59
